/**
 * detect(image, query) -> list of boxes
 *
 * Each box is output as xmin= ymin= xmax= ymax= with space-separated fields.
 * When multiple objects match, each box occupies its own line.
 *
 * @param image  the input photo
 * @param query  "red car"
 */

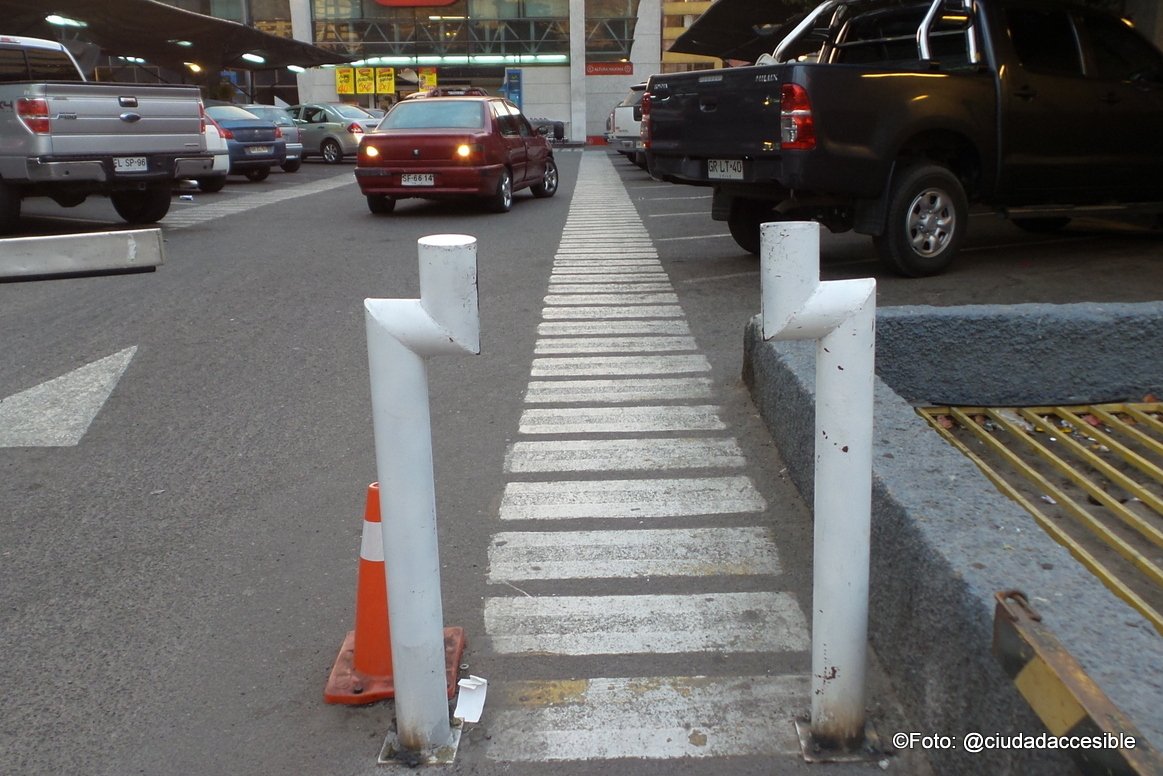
xmin=354 ymin=96 xmax=559 ymax=214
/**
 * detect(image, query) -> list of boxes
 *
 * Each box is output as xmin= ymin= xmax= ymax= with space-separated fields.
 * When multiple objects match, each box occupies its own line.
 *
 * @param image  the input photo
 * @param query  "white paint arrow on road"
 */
xmin=0 ymin=347 xmax=136 ymax=448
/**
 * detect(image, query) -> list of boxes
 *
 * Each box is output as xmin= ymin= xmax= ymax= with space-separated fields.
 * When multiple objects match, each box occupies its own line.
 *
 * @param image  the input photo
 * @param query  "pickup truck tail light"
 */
xmin=274 ymin=126 xmax=284 ymax=139
xmin=780 ymin=84 xmax=816 ymax=151
xmin=198 ymin=102 xmax=207 ymax=134
xmin=347 ymin=122 xmax=364 ymax=135
xmin=17 ymin=97 xmax=51 ymax=135
xmin=640 ymin=91 xmax=652 ymax=149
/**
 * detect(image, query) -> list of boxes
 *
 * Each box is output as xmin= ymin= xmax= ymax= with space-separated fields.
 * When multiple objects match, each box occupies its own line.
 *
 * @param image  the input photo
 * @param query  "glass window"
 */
xmin=1081 ymin=13 xmax=1163 ymax=83
xmin=0 ymin=49 xmax=26 ymax=82
xmin=1006 ymin=7 xmax=1082 ymax=77
xmin=491 ymin=101 xmax=519 ymax=135
xmin=382 ymin=100 xmax=486 ymax=129
xmin=24 ymin=48 xmax=80 ymax=80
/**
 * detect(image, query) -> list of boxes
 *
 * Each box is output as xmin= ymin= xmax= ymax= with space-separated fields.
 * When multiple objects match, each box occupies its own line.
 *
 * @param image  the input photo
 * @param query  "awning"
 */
xmin=668 ymin=0 xmax=810 ymax=63
xmin=0 ymin=0 xmax=353 ymax=73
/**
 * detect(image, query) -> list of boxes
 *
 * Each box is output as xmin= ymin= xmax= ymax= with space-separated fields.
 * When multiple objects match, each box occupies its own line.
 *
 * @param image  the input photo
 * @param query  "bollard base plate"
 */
xmin=377 ymin=718 xmax=462 ymax=767
xmin=795 ymin=718 xmax=884 ymax=763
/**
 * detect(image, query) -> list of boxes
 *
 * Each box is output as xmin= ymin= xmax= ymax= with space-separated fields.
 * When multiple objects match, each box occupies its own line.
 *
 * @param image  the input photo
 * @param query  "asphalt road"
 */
xmin=2 ymin=152 xmax=1160 ymax=776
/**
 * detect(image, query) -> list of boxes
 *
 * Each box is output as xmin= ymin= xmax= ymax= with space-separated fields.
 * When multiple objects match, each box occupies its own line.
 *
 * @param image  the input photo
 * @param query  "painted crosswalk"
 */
xmin=481 ymin=151 xmax=809 ymax=765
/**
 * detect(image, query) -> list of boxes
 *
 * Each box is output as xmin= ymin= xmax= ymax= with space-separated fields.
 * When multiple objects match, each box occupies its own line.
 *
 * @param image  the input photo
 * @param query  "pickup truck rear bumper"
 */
xmin=24 ymin=154 xmax=214 ymax=184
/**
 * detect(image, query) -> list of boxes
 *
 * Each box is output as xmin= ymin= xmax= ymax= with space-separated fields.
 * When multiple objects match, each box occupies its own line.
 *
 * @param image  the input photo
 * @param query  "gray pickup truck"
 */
xmin=0 ymin=34 xmax=212 ymax=234
xmin=645 ymin=0 xmax=1163 ymax=276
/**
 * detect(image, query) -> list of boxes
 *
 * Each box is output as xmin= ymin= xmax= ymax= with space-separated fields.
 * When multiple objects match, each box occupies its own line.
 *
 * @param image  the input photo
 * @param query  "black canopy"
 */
xmin=668 ymin=0 xmax=811 ymax=63
xmin=0 ymin=0 xmax=352 ymax=73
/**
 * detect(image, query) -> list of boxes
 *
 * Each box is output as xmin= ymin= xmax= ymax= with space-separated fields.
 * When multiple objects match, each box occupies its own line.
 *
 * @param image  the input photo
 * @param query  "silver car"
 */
xmin=286 ymin=103 xmax=380 ymax=164
xmin=240 ymin=104 xmax=303 ymax=173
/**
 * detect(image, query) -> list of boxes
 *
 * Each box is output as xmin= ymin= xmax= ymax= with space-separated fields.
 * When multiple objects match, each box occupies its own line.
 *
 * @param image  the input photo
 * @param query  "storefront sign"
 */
xmin=586 ymin=62 xmax=634 ymax=76
xmin=355 ymin=67 xmax=376 ymax=94
xmin=376 ymin=67 xmax=396 ymax=94
xmin=418 ymin=67 xmax=438 ymax=90
xmin=335 ymin=67 xmax=355 ymax=95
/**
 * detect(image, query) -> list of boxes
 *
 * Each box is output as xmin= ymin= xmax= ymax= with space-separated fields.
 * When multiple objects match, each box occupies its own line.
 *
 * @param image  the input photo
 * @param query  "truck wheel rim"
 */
xmin=906 ymin=187 xmax=955 ymax=257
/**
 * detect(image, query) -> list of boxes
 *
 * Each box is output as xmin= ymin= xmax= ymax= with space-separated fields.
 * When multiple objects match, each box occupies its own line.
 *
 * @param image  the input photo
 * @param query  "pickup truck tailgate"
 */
xmin=648 ymin=67 xmax=787 ymax=159
xmin=41 ymin=82 xmax=205 ymax=156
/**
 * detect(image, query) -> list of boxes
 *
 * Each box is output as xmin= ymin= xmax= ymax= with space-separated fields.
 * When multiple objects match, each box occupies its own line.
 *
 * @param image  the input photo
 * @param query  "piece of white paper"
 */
xmin=453 ymin=675 xmax=488 ymax=723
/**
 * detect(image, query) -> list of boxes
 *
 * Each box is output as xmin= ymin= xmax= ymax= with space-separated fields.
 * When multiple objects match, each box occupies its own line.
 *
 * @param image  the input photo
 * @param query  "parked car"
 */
xmin=204 ymin=105 xmax=286 ymax=182
xmin=286 ymin=103 xmax=380 ymax=164
xmin=609 ymin=83 xmax=647 ymax=167
xmin=239 ymin=104 xmax=303 ymax=172
xmin=355 ymin=96 xmax=559 ymax=214
xmin=193 ymin=114 xmax=231 ymax=192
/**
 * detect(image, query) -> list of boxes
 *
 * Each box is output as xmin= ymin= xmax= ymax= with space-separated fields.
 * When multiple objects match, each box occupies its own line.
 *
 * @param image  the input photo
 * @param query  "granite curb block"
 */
xmin=742 ymin=302 xmax=1163 ymax=776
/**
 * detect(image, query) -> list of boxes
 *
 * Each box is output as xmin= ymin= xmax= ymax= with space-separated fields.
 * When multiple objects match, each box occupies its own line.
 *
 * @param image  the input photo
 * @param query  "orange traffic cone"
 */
xmin=324 ymin=483 xmax=467 ymax=705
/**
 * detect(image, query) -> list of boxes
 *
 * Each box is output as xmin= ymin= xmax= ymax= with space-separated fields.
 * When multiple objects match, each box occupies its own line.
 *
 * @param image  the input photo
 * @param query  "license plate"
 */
xmin=247 ymin=146 xmax=271 ymax=155
xmin=707 ymin=158 xmax=744 ymax=180
xmin=113 ymin=156 xmax=148 ymax=173
xmin=402 ymin=173 xmax=434 ymax=186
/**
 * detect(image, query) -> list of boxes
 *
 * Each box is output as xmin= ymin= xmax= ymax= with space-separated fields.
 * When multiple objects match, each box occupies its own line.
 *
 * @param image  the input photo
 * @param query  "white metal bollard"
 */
xmin=760 ymin=221 xmax=876 ymax=751
xmin=364 ymin=234 xmax=480 ymax=756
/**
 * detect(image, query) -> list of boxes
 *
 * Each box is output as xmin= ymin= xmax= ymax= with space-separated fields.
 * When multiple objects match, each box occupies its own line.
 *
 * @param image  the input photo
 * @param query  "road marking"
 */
xmin=541 ymin=305 xmax=684 ymax=319
xmin=163 ymin=173 xmax=353 ymax=229
xmin=543 ymin=293 xmax=678 ymax=305
xmin=483 ymin=675 xmax=806 ymax=761
xmin=482 ymin=152 xmax=808 ymax=768
xmin=485 ymin=592 xmax=810 ymax=654
xmin=488 ymin=526 xmax=779 ymax=581
xmin=537 ymin=320 xmax=690 ymax=336
xmin=518 ymin=405 xmax=725 ymax=434
xmin=534 ymin=335 xmax=698 ymax=354
xmin=530 ymin=354 xmax=710 ymax=377
xmin=524 ymin=377 xmax=714 ymax=403
xmin=505 ymin=437 xmax=745 ymax=472
xmin=550 ymin=272 xmax=669 ymax=281
xmin=498 ymin=476 xmax=766 ymax=520
xmin=0 ymin=347 xmax=136 ymax=448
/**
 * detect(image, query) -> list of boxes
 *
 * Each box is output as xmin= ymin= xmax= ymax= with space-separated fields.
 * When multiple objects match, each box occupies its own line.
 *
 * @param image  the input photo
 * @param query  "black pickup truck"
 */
xmin=644 ymin=0 xmax=1163 ymax=276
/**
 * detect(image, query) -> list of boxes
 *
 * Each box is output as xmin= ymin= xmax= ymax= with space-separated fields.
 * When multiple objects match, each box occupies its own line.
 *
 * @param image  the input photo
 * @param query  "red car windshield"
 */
xmin=381 ymin=101 xmax=485 ymax=130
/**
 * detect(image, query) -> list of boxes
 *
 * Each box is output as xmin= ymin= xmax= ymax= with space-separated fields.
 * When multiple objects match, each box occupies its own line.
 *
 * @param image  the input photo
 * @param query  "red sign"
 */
xmin=586 ymin=62 xmax=634 ymax=76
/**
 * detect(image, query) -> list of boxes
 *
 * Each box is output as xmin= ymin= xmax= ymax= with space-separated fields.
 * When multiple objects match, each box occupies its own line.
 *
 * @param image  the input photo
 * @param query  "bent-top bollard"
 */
xmin=365 ymin=234 xmax=480 ymax=761
xmin=760 ymin=221 xmax=877 ymax=756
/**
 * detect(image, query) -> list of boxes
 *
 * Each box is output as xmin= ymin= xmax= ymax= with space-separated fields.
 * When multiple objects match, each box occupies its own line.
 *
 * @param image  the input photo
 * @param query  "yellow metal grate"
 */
xmin=919 ymin=402 xmax=1163 ymax=635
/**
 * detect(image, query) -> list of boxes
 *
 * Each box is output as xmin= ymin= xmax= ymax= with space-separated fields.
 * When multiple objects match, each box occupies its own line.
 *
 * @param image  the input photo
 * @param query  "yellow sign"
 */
xmin=335 ymin=68 xmax=355 ymax=95
xmin=376 ymin=67 xmax=396 ymax=94
xmin=355 ymin=67 xmax=376 ymax=94
xmin=418 ymin=67 xmax=438 ymax=90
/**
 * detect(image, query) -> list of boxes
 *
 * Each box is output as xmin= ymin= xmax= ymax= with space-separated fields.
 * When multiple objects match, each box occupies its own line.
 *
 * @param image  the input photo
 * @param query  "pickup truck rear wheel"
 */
xmin=0 ymin=181 xmax=21 ymax=234
xmin=111 ymin=185 xmax=171 ymax=225
xmin=875 ymin=163 xmax=967 ymax=277
xmin=727 ymin=198 xmax=774 ymax=255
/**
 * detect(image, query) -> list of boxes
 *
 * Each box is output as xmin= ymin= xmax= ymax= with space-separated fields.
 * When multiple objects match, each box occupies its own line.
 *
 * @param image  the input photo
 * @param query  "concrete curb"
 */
xmin=0 ymin=229 xmax=164 ymax=280
xmin=742 ymin=302 xmax=1163 ymax=776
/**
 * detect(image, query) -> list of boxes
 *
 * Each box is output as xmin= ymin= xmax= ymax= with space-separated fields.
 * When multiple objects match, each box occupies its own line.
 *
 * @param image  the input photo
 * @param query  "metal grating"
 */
xmin=919 ymin=402 xmax=1163 ymax=635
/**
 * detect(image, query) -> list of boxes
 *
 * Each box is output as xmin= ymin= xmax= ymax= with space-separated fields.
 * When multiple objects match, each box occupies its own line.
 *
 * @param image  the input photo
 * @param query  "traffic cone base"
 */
xmin=325 ymin=626 xmax=467 ymax=705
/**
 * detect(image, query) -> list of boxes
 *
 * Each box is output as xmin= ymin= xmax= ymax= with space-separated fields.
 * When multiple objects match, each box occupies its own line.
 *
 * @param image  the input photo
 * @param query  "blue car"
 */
xmin=205 ymin=105 xmax=287 ymax=182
